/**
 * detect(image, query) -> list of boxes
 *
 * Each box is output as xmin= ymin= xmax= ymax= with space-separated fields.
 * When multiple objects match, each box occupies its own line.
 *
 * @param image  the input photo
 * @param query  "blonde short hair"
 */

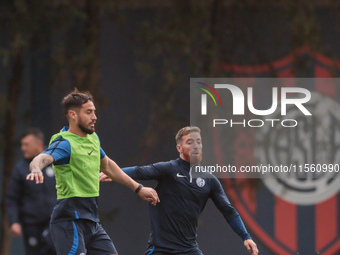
xmin=175 ymin=126 xmax=201 ymax=144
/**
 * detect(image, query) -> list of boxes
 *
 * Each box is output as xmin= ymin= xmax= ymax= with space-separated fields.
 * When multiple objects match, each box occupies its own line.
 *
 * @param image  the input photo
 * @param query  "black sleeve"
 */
xmin=210 ymin=176 xmax=240 ymax=223
xmin=123 ymin=161 xmax=171 ymax=180
xmin=210 ymin=177 xmax=251 ymax=240
xmin=6 ymin=164 xmax=23 ymax=225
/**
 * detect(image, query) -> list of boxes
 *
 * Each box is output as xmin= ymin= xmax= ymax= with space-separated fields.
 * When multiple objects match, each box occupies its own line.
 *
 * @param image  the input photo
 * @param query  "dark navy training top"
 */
xmin=123 ymin=158 xmax=251 ymax=254
xmin=7 ymin=159 xmax=56 ymax=225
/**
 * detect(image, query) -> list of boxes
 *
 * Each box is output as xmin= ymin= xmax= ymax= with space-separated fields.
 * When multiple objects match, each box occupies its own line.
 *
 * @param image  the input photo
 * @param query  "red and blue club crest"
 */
xmin=215 ymin=48 xmax=340 ymax=255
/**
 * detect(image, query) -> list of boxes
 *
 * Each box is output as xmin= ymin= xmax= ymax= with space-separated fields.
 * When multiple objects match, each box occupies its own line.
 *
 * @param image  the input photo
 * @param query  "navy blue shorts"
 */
xmin=50 ymin=219 xmax=117 ymax=255
xmin=145 ymin=244 xmax=203 ymax=255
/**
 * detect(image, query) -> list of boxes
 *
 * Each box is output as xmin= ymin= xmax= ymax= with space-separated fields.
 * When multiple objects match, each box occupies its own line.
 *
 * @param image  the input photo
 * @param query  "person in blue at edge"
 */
xmin=100 ymin=126 xmax=259 ymax=255
xmin=7 ymin=128 xmax=57 ymax=255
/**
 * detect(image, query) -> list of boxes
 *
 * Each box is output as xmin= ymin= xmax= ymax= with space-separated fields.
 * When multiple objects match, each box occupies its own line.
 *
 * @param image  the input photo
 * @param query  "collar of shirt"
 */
xmin=178 ymin=157 xmax=190 ymax=169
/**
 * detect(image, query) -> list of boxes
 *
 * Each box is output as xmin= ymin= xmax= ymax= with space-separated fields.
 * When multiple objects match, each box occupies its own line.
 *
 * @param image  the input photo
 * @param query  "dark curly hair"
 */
xmin=61 ymin=88 xmax=94 ymax=116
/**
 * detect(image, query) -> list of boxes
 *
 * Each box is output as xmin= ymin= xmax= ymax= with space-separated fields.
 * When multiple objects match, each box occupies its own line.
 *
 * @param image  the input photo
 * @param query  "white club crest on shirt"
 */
xmin=196 ymin=177 xmax=205 ymax=187
xmin=28 ymin=237 xmax=38 ymax=247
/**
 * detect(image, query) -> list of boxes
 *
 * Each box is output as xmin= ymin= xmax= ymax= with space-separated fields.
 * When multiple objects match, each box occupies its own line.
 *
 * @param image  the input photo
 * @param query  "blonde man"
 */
xmin=101 ymin=126 xmax=258 ymax=255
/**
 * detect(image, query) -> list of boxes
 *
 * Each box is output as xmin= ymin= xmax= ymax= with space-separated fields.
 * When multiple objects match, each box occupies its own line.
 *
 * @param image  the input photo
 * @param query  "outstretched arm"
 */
xmin=100 ymin=162 xmax=169 ymax=182
xmin=26 ymin=153 xmax=54 ymax=184
xmin=100 ymin=156 xmax=160 ymax=205
xmin=210 ymin=177 xmax=258 ymax=255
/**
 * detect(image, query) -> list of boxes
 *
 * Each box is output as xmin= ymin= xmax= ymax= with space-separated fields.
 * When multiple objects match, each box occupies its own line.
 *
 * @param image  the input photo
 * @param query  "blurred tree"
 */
xmin=0 ymin=1 xmax=26 ymax=253
xmin=51 ymin=0 xmax=101 ymax=99
xmin=134 ymin=0 xmax=227 ymax=160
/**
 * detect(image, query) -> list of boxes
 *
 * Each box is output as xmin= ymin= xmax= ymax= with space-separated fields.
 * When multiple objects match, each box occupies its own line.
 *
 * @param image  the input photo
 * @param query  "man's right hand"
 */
xmin=10 ymin=223 xmax=22 ymax=237
xmin=26 ymin=170 xmax=44 ymax=184
xmin=27 ymin=153 xmax=54 ymax=184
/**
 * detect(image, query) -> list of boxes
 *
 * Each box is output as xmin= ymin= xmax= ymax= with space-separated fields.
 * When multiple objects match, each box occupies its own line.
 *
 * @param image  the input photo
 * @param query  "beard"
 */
xmin=190 ymin=154 xmax=202 ymax=165
xmin=188 ymin=150 xmax=203 ymax=165
xmin=78 ymin=118 xmax=95 ymax=134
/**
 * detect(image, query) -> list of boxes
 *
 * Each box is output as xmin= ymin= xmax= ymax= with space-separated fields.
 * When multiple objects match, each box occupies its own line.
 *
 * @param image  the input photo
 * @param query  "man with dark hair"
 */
xmin=7 ymin=128 xmax=57 ymax=255
xmin=27 ymin=88 xmax=159 ymax=255
xmin=101 ymin=126 xmax=259 ymax=255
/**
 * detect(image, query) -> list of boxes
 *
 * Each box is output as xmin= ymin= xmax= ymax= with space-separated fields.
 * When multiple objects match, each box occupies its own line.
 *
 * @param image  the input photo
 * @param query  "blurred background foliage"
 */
xmin=0 ymin=0 xmax=339 ymax=254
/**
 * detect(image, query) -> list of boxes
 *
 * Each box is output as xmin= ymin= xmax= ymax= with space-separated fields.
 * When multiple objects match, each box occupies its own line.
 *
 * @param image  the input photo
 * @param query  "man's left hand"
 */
xmin=244 ymin=239 xmax=259 ymax=255
xmin=137 ymin=187 xmax=160 ymax=206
